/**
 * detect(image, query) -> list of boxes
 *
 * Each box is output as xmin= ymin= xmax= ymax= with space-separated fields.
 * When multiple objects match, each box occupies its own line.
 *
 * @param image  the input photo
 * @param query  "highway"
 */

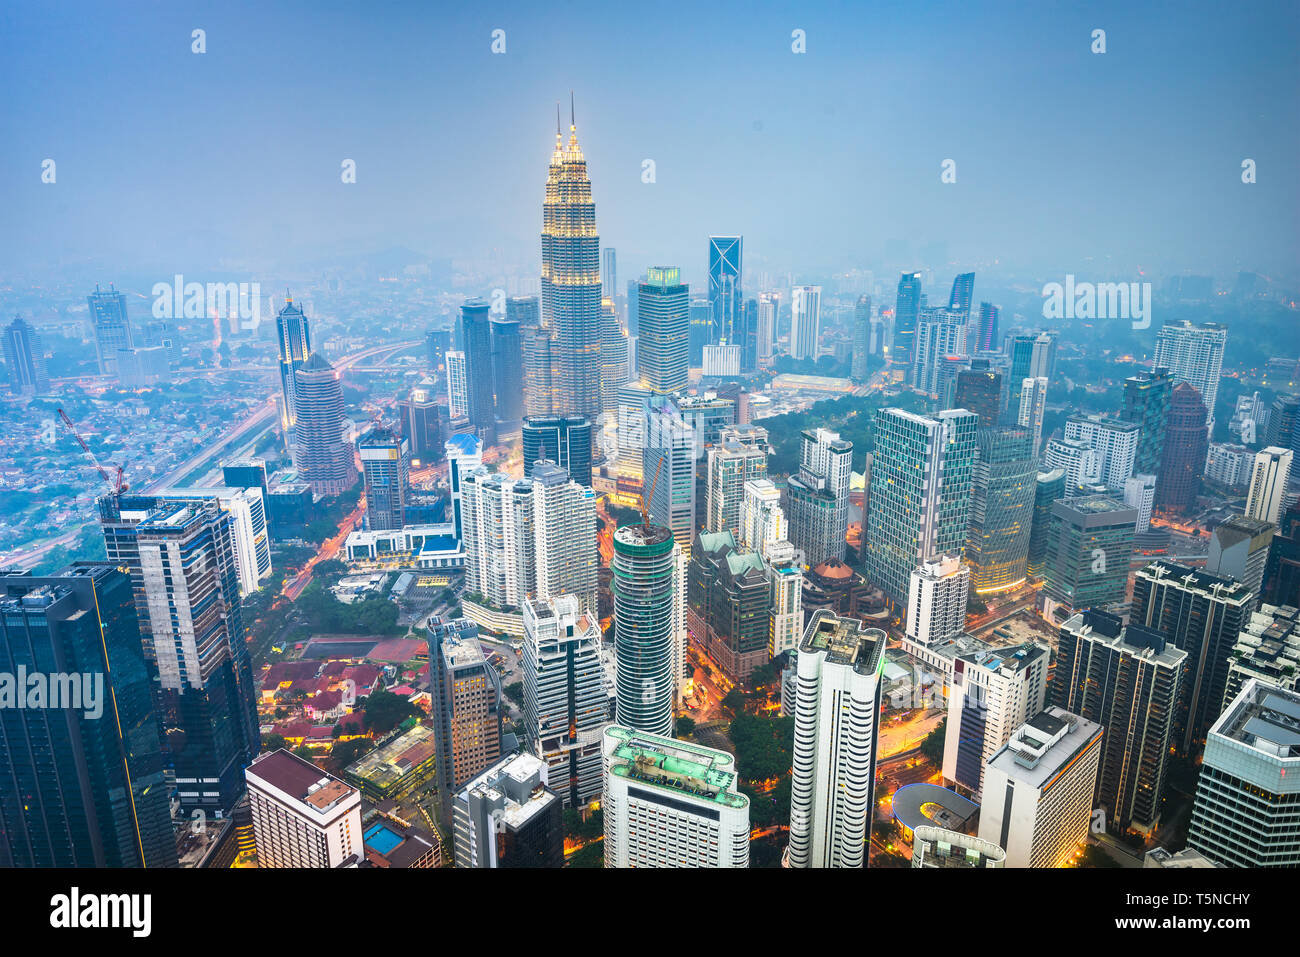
xmin=2 ymin=340 xmax=418 ymax=570
xmin=145 ymin=340 xmax=418 ymax=493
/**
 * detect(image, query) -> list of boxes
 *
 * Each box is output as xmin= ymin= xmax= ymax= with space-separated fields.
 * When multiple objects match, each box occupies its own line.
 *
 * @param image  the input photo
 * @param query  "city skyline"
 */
xmin=2 ymin=1 xmax=1297 ymax=285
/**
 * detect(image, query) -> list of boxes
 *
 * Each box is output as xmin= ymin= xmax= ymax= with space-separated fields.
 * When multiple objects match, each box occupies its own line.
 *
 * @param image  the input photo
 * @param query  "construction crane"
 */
xmin=57 ymin=407 xmax=128 ymax=495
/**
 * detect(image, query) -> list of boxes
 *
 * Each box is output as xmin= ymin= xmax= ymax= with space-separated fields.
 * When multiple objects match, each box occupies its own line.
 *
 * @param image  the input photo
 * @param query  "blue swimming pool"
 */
xmin=364 ymin=822 xmax=403 ymax=855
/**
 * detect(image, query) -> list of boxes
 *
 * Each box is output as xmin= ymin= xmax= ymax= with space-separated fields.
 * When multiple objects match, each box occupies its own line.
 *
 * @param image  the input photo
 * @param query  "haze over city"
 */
xmin=0 ymin=0 xmax=1296 ymax=925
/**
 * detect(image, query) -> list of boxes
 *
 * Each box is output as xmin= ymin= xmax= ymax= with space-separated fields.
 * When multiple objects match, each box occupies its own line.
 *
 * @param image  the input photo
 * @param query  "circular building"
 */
xmin=611 ymin=523 xmax=677 ymax=738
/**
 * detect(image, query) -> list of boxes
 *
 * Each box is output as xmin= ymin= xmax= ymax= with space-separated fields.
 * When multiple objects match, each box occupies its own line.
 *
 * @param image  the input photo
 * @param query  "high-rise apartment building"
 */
xmin=739 ymin=478 xmax=786 ymax=555
xmin=460 ymin=470 xmax=535 ymax=609
xmin=358 ymin=425 xmax=410 ymax=531
xmin=245 ymin=749 xmax=363 ymax=868
xmin=757 ymin=293 xmax=777 ymax=366
xmin=1153 ymin=320 xmax=1227 ymax=423
xmin=531 ymin=461 xmax=598 ymax=616
xmin=905 ymin=555 xmax=970 ymax=647
xmin=1063 ymin=414 xmax=1140 ymax=490
xmin=767 ymin=544 xmax=804 ymax=658
xmin=786 ymin=427 xmax=853 ymax=568
xmin=540 ymin=106 xmax=602 ymax=423
xmin=446 ymin=349 xmax=469 ymax=419
xmin=0 ymin=564 xmax=177 ymax=868
xmin=912 ymin=306 xmax=967 ymax=395
xmin=943 ymin=642 xmax=1049 ymax=800
xmin=1131 ymin=560 xmax=1253 ymax=753
xmin=948 ymin=271 xmax=975 ymax=318
xmin=976 ymin=708 xmax=1103 ymax=868
xmin=611 ymin=524 xmax=678 ymax=738
xmin=971 ymin=301 xmax=999 ymax=353
xmin=1017 ymin=376 xmax=1049 ymax=456
xmin=786 ymin=612 xmax=886 ymax=869
xmin=865 ymin=408 xmax=978 ymax=606
xmin=1054 ymin=610 xmax=1185 ymax=834
xmin=522 ymin=596 xmax=607 ymax=807
xmin=705 ymin=425 xmax=769 ymax=538
xmin=1246 ymin=446 xmax=1293 ymax=525
xmin=602 ymin=726 xmax=750 ymax=868
xmin=160 ymin=486 xmax=273 ymax=595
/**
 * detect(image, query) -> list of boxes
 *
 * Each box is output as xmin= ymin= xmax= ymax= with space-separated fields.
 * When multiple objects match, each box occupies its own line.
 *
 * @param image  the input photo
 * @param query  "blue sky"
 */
xmin=2 ymin=0 xmax=1296 ymax=284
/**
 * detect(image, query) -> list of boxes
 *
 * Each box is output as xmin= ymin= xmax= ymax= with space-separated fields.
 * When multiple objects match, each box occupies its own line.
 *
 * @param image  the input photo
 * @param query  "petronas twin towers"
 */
xmin=540 ymin=97 xmax=603 ymax=424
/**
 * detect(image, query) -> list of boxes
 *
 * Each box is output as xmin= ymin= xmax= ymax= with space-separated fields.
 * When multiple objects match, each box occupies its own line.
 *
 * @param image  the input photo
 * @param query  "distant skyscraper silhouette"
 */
xmin=892 ymin=272 xmax=922 ymax=368
xmin=87 ymin=284 xmax=133 ymax=375
xmin=708 ymin=236 xmax=743 ymax=344
xmin=275 ymin=294 xmax=311 ymax=443
xmin=2 ymin=315 xmax=49 ymax=395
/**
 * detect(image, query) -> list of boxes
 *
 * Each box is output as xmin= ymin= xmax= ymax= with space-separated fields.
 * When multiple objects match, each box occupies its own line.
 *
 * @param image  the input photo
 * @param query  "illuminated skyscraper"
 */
xmin=275 ymin=295 xmax=311 ymax=441
xmin=541 ymin=99 xmax=603 ymax=424
xmin=636 ymin=266 xmax=689 ymax=393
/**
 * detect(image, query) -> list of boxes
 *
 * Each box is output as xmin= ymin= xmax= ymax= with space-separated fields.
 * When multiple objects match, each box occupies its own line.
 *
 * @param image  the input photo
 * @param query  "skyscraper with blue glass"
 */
xmin=0 ymin=563 xmax=177 ymax=867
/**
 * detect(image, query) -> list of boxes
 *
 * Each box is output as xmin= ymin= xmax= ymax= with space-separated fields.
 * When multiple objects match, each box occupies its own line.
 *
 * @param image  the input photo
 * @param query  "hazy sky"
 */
xmin=2 ymin=0 xmax=1297 ymax=285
